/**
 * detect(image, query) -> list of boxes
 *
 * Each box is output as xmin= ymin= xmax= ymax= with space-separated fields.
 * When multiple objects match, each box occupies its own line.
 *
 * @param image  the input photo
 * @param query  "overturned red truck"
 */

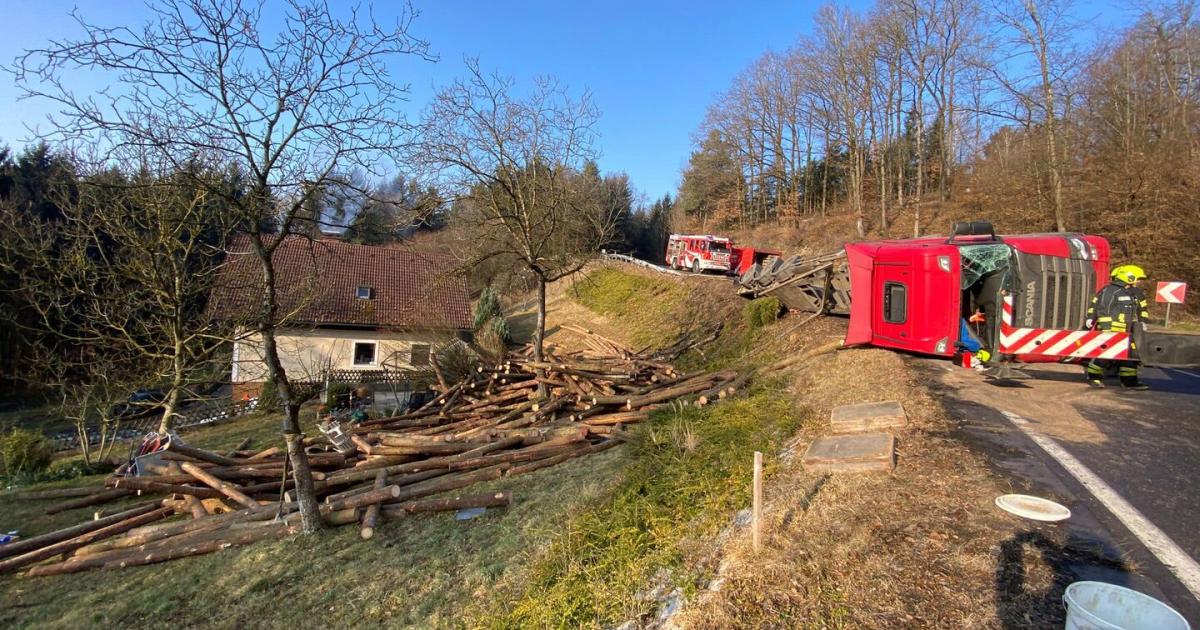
xmin=738 ymin=221 xmax=1199 ymax=369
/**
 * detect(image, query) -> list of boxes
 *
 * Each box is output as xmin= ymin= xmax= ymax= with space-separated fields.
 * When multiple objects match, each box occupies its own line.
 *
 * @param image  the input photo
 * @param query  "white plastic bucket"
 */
xmin=1063 ymin=581 xmax=1190 ymax=630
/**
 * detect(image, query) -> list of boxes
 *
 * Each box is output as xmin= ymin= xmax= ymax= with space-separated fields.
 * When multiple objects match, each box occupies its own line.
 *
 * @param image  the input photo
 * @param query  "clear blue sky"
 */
xmin=0 ymin=0 xmax=1131 ymax=204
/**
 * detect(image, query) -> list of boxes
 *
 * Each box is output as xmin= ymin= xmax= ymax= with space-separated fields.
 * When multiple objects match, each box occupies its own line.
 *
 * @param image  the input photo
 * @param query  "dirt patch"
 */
xmin=670 ymin=319 xmax=1110 ymax=629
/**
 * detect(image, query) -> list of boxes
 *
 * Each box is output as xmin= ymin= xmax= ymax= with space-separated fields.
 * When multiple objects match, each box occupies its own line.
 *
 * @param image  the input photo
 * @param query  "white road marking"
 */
xmin=1166 ymin=369 xmax=1200 ymax=380
xmin=1001 ymin=410 xmax=1200 ymax=601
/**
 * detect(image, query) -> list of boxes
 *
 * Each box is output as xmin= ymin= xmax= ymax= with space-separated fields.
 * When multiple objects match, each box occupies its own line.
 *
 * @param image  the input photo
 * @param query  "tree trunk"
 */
xmin=533 ymin=277 xmax=548 ymax=362
xmin=1028 ymin=0 xmax=1067 ymax=232
xmin=253 ymin=237 xmax=323 ymax=533
xmin=159 ymin=275 xmax=187 ymax=434
xmin=285 ymin=424 xmax=324 ymax=532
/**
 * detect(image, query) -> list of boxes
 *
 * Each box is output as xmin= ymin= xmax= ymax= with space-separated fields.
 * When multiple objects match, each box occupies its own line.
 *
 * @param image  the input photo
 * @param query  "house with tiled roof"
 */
xmin=209 ymin=234 xmax=472 ymax=401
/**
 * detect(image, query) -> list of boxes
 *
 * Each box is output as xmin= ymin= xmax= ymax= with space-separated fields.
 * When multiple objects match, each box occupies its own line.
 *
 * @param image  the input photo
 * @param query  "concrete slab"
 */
xmin=830 ymin=400 xmax=906 ymax=433
xmin=802 ymin=432 xmax=895 ymax=473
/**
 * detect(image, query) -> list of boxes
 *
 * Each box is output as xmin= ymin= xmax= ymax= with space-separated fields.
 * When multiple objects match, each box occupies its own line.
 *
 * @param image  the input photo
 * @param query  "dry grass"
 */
xmin=671 ymin=327 xmax=1100 ymax=629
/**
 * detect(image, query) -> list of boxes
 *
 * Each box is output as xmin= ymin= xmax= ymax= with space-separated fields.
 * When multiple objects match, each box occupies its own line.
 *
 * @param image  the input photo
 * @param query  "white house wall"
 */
xmin=232 ymin=328 xmax=450 ymax=383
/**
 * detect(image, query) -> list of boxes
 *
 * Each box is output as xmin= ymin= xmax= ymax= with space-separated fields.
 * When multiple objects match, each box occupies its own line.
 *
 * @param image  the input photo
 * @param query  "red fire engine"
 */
xmin=738 ymin=221 xmax=1200 ymax=369
xmin=666 ymin=234 xmax=732 ymax=273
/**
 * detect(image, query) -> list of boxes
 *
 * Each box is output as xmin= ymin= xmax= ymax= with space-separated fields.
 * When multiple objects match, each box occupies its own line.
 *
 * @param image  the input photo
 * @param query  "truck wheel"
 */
xmin=692 ymin=259 xmax=701 ymax=274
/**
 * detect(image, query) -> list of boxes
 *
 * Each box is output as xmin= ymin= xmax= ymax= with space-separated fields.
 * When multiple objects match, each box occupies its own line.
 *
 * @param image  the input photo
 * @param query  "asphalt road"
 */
xmin=924 ymin=359 xmax=1200 ymax=623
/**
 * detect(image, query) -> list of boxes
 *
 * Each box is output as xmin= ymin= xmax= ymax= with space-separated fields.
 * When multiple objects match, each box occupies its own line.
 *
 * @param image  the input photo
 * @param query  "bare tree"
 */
xmin=415 ymin=60 xmax=618 ymax=362
xmin=987 ymin=0 xmax=1079 ymax=231
xmin=14 ymin=0 xmax=433 ymax=532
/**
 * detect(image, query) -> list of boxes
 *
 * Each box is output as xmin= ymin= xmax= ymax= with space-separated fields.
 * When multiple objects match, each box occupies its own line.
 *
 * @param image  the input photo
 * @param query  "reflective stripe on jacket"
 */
xmin=1086 ymin=282 xmax=1149 ymax=332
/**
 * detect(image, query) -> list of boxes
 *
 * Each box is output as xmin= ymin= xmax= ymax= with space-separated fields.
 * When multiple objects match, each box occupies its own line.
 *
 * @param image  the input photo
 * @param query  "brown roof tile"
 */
xmin=210 ymin=234 xmax=472 ymax=331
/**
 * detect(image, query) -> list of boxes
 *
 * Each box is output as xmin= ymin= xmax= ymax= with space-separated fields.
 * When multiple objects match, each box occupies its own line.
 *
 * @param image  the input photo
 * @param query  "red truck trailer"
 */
xmin=738 ymin=221 xmax=1200 ymax=369
xmin=730 ymin=246 xmax=783 ymax=277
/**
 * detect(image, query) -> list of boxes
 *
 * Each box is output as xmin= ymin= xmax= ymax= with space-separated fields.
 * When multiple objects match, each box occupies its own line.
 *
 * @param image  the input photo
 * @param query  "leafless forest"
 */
xmin=676 ymin=0 xmax=1200 ymax=286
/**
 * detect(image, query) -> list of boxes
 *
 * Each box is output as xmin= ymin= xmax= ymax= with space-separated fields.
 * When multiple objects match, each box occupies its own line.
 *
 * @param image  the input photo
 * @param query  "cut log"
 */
xmin=390 ymin=465 xmax=508 ymax=504
xmin=5 ymin=486 xmax=107 ymax=501
xmin=324 ymin=484 xmax=401 ymax=512
xmin=225 ymin=437 xmax=253 ymax=458
xmin=180 ymin=462 xmax=261 ymax=510
xmin=97 ymin=521 xmax=298 ymax=572
xmin=45 ymin=489 xmax=138 ymax=515
xmin=380 ymin=490 xmax=512 ymax=518
xmin=69 ymin=507 xmax=274 ymax=558
xmin=182 ymin=495 xmax=209 ymax=519
xmin=508 ymin=440 xmax=619 ymax=477
xmin=0 ymin=506 xmax=175 ymax=574
xmin=248 ymin=446 xmax=282 ymax=460
xmin=165 ymin=441 xmax=244 ymax=466
xmin=581 ymin=411 xmax=650 ymax=426
xmin=111 ymin=477 xmax=225 ymax=499
xmin=359 ymin=471 xmax=387 ymax=540
xmin=0 ymin=503 xmax=164 ymax=561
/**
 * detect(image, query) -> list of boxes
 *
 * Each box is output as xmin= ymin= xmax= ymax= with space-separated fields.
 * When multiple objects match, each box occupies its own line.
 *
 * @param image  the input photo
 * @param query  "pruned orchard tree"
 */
xmin=415 ymin=60 xmax=618 ymax=362
xmin=14 ymin=0 xmax=433 ymax=532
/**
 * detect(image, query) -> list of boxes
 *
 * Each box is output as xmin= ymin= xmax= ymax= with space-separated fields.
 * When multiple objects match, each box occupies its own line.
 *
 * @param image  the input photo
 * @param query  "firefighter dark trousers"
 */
xmin=1086 ymin=359 xmax=1140 ymax=386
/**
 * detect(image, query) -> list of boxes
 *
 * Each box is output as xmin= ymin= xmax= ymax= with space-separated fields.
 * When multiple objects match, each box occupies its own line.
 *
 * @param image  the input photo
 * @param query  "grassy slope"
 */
xmin=472 ymin=265 xmax=800 ymax=628
xmin=2 ymin=265 xmax=778 ymax=630
xmin=0 ymin=404 xmax=629 ymax=629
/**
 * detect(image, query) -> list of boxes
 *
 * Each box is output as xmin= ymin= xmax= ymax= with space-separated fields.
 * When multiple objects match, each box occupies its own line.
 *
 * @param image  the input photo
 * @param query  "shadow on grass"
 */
xmin=994 ymin=529 xmax=1131 ymax=630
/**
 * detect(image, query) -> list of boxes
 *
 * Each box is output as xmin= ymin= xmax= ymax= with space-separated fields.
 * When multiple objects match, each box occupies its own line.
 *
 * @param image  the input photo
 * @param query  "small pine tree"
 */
xmin=473 ymin=287 xmax=510 ymax=357
xmin=473 ymin=287 xmax=503 ymax=330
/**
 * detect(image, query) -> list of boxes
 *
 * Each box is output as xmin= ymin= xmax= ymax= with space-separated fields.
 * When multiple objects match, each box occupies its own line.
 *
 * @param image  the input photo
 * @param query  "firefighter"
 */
xmin=1084 ymin=264 xmax=1150 ymax=389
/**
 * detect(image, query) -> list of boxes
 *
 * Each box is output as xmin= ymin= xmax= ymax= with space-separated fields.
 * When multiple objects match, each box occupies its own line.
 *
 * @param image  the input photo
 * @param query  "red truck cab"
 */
xmin=845 ymin=222 xmax=1116 ymax=362
xmin=666 ymin=234 xmax=733 ymax=273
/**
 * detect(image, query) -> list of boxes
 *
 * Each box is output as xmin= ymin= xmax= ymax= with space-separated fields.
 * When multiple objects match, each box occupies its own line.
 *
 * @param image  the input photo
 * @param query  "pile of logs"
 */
xmin=1 ymin=331 xmax=744 ymax=577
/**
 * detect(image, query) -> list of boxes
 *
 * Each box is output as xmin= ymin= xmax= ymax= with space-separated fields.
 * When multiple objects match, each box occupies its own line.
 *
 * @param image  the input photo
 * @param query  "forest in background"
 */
xmin=672 ymin=0 xmax=1200 ymax=291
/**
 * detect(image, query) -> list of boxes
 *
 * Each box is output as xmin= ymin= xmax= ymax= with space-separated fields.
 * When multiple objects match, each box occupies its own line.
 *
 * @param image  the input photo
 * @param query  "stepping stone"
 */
xmin=802 ymin=433 xmax=895 ymax=473
xmin=830 ymin=400 xmax=906 ymax=433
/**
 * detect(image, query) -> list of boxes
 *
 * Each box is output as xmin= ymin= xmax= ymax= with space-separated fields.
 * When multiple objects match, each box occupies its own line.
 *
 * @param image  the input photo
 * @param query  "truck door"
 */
xmin=874 ymin=260 xmax=913 ymax=346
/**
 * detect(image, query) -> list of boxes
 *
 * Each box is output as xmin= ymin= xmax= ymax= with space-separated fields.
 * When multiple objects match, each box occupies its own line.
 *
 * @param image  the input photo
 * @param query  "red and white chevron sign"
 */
xmin=998 ymin=295 xmax=1131 ymax=360
xmin=1156 ymin=281 xmax=1187 ymax=304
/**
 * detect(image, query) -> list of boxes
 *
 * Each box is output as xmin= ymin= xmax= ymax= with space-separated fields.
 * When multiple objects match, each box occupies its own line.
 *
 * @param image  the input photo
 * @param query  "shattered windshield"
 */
xmin=959 ymin=244 xmax=1011 ymax=290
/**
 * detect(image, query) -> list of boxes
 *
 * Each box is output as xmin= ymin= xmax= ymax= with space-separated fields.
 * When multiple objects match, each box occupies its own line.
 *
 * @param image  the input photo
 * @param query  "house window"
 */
xmin=410 ymin=343 xmax=431 ymax=367
xmin=356 ymin=286 xmax=374 ymax=300
xmin=353 ymin=341 xmax=377 ymax=366
xmin=883 ymin=282 xmax=907 ymax=323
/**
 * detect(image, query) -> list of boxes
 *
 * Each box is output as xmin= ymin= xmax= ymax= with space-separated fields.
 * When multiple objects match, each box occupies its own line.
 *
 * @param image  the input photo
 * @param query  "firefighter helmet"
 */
xmin=1111 ymin=264 xmax=1147 ymax=284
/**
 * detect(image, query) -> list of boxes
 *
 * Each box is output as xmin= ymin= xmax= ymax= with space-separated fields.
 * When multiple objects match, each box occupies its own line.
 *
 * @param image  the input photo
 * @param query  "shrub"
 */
xmin=476 ymin=316 xmax=511 ymax=358
xmin=0 ymin=428 xmax=54 ymax=478
xmin=325 ymin=383 xmax=355 ymax=409
xmin=257 ymin=380 xmax=279 ymax=410
xmin=43 ymin=458 xmax=114 ymax=482
xmin=743 ymin=296 xmax=782 ymax=331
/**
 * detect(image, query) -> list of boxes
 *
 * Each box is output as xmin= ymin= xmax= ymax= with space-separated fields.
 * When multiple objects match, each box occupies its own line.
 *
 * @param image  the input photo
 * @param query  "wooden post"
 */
xmin=752 ymin=451 xmax=763 ymax=552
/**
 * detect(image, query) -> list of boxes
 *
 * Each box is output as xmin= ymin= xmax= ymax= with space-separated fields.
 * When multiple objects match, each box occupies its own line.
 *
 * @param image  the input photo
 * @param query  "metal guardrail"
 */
xmin=44 ymin=371 xmax=426 ymax=452
xmin=47 ymin=397 xmax=260 ymax=452
xmin=600 ymin=251 xmax=684 ymax=275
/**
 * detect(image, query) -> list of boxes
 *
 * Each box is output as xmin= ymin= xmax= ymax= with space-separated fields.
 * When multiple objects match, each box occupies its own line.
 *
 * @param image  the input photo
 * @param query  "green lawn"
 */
xmin=0 ymin=407 xmax=632 ymax=629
